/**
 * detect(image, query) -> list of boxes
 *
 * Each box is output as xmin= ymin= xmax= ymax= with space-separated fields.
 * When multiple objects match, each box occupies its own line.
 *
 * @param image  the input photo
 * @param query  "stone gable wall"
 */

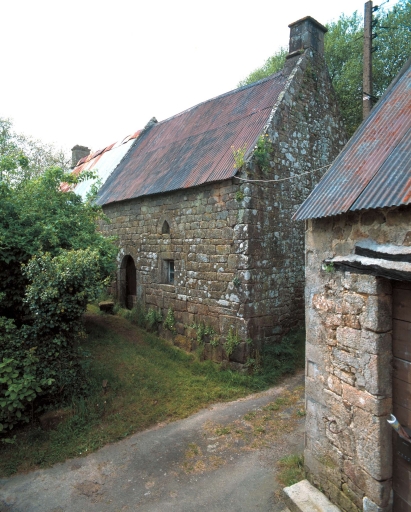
xmin=101 ymin=48 xmax=346 ymax=363
xmin=234 ymin=49 xmax=346 ymax=346
xmin=304 ymin=206 xmax=411 ymax=511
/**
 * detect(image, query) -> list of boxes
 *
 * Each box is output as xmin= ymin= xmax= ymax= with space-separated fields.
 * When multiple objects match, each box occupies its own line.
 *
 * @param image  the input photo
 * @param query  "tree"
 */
xmin=238 ymin=0 xmax=411 ymax=137
xmin=0 ymin=161 xmax=117 ymax=435
xmin=237 ymin=48 xmax=288 ymax=88
xmin=0 ymin=118 xmax=70 ymax=185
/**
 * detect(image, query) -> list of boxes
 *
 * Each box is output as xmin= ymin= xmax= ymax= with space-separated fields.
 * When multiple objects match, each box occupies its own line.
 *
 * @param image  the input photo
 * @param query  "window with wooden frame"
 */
xmin=164 ymin=259 xmax=175 ymax=284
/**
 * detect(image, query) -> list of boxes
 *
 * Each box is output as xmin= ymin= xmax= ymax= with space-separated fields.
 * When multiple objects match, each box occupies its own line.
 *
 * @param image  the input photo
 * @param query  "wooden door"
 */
xmin=392 ymin=281 xmax=411 ymax=511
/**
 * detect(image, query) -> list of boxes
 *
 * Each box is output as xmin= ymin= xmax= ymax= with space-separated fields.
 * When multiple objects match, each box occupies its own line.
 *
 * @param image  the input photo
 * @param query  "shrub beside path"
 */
xmin=0 ymin=372 xmax=305 ymax=512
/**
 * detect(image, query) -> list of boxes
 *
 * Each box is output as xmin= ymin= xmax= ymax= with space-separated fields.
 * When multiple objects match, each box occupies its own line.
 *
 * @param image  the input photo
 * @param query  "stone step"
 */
xmin=283 ymin=480 xmax=341 ymax=512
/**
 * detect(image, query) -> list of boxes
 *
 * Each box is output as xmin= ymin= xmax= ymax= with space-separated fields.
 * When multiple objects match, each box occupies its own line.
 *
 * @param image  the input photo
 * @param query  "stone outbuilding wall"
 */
xmin=304 ymin=206 xmax=411 ymax=511
xmin=101 ymin=20 xmax=346 ymax=364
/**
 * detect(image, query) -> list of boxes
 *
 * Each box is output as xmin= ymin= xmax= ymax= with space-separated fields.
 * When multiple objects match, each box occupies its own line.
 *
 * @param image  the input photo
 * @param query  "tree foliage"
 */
xmin=237 ymin=47 xmax=288 ymax=88
xmin=0 ymin=118 xmax=70 ymax=185
xmin=0 ymin=166 xmax=115 ymax=321
xmin=238 ymin=0 xmax=411 ymax=137
xmin=0 ymin=148 xmax=117 ymax=435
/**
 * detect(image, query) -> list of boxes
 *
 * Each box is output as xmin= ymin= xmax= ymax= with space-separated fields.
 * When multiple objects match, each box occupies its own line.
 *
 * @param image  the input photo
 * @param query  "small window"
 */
xmin=162 ymin=220 xmax=170 ymax=235
xmin=166 ymin=260 xmax=175 ymax=284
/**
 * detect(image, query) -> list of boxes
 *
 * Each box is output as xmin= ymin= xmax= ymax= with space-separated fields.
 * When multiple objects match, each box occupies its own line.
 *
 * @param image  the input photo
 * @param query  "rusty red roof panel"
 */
xmin=294 ymin=57 xmax=411 ymax=220
xmin=61 ymin=130 xmax=142 ymax=194
xmin=97 ymin=72 xmax=288 ymax=205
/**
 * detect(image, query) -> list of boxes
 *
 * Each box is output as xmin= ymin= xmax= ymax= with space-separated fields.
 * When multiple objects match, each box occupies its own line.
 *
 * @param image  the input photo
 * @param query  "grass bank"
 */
xmin=0 ymin=306 xmax=304 ymax=476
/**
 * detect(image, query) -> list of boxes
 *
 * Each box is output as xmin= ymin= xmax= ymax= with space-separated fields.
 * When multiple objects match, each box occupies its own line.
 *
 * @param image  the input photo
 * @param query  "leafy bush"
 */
xmin=0 ymin=351 xmax=53 ymax=437
xmin=0 ymin=162 xmax=117 ymax=435
xmin=0 ymin=166 xmax=116 ymax=323
xmin=24 ymin=249 xmax=105 ymax=337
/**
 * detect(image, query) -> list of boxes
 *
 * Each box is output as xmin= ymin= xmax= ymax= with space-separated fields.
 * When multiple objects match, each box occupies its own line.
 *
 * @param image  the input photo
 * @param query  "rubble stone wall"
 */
xmin=101 ymin=48 xmax=346 ymax=363
xmin=236 ymin=49 xmax=346 ymax=346
xmin=102 ymin=180 xmax=253 ymax=363
xmin=304 ymin=206 xmax=411 ymax=511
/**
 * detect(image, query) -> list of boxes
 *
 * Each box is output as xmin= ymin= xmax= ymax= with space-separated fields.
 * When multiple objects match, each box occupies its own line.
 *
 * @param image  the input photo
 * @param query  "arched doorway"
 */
xmin=120 ymin=255 xmax=136 ymax=309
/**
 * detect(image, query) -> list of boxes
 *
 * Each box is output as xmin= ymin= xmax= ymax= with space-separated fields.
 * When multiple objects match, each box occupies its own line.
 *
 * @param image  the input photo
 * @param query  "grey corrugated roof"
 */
xmin=294 ymin=56 xmax=411 ymax=220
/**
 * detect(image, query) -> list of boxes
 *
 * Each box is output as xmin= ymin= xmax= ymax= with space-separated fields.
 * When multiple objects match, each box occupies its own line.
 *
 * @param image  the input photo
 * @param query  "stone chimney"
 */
xmin=287 ymin=16 xmax=327 ymax=58
xmin=71 ymin=145 xmax=91 ymax=168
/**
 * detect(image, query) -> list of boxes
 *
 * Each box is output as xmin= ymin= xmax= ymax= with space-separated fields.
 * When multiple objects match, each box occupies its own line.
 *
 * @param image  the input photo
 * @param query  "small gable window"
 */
xmin=162 ymin=220 xmax=170 ymax=235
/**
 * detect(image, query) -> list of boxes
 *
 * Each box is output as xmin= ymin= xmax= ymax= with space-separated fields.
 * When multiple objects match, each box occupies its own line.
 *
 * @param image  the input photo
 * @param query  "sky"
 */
xmin=1 ymin=0 xmax=400 ymax=154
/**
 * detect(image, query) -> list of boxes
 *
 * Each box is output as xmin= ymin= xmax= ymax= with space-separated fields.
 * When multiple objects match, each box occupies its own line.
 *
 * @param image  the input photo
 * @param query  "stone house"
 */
xmin=294 ymin=57 xmax=411 ymax=510
xmin=92 ymin=16 xmax=346 ymax=364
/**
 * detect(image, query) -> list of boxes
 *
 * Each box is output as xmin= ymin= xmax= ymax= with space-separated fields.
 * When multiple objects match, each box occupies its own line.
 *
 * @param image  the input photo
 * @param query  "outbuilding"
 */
xmin=295 ymin=56 xmax=411 ymax=511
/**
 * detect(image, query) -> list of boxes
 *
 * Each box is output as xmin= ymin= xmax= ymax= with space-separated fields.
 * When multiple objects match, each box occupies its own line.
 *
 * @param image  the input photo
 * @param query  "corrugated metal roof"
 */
xmin=96 ymin=72 xmax=288 ymax=205
xmin=294 ymin=56 xmax=411 ymax=220
xmin=62 ymin=131 xmax=141 ymax=199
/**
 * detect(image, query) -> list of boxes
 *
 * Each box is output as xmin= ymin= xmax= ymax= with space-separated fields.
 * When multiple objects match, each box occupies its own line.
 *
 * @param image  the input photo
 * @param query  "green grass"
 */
xmin=277 ymin=454 xmax=305 ymax=487
xmin=0 ymin=307 xmax=305 ymax=476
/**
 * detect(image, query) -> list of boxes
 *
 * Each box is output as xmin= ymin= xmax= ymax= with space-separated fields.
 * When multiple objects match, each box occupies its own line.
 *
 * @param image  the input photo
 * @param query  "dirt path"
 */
xmin=0 ymin=372 xmax=304 ymax=512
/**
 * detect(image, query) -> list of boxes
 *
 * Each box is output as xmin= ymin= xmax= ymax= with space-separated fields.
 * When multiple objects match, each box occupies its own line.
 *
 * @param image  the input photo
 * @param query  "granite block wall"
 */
xmin=304 ymin=206 xmax=411 ymax=511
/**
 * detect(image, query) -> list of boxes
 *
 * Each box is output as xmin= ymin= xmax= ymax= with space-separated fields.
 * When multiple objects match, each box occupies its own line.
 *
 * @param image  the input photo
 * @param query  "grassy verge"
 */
xmin=277 ymin=454 xmax=305 ymax=487
xmin=0 ymin=306 xmax=304 ymax=476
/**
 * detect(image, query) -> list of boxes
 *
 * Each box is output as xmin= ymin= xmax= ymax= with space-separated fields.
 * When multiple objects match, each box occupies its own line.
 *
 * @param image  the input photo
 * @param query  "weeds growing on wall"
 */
xmin=253 ymin=134 xmax=272 ymax=173
xmin=189 ymin=322 xmax=219 ymax=347
xmin=232 ymin=144 xmax=247 ymax=170
xmin=223 ymin=327 xmax=241 ymax=356
xmin=163 ymin=308 xmax=177 ymax=334
xmin=235 ymin=190 xmax=244 ymax=202
xmin=115 ymin=303 xmax=162 ymax=332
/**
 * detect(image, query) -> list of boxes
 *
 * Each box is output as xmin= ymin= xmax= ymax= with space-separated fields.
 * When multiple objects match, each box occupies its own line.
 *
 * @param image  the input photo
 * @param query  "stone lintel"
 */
xmin=328 ymin=255 xmax=411 ymax=282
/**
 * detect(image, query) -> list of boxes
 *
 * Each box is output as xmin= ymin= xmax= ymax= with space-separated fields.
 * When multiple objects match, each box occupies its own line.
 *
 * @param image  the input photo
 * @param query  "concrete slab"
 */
xmin=283 ymin=480 xmax=341 ymax=512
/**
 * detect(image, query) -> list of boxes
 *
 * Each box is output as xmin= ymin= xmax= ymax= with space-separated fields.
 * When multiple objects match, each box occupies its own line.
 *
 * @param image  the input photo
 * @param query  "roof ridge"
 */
xmin=155 ymin=70 xmax=286 ymax=127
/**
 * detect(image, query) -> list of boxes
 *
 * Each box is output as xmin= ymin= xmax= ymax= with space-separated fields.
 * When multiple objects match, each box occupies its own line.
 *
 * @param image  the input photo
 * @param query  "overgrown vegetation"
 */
xmin=115 ymin=303 xmax=164 ymax=332
xmin=231 ymin=143 xmax=247 ymax=170
xmin=224 ymin=327 xmax=241 ymax=356
xmin=276 ymin=454 xmax=305 ymax=487
xmin=163 ymin=307 xmax=177 ymax=334
xmin=261 ymin=328 xmax=305 ymax=378
xmin=238 ymin=0 xmax=411 ymax=137
xmin=0 ymin=309 xmax=305 ymax=476
xmin=0 ymin=128 xmax=117 ymax=439
xmin=188 ymin=321 xmax=219 ymax=347
xmin=253 ymin=133 xmax=272 ymax=172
